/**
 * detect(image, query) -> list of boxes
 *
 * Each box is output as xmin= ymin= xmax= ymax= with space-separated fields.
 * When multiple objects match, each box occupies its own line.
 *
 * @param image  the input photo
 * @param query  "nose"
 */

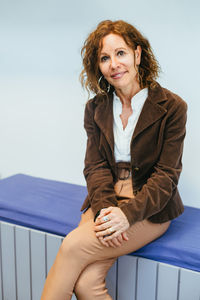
xmin=110 ymin=56 xmax=119 ymax=69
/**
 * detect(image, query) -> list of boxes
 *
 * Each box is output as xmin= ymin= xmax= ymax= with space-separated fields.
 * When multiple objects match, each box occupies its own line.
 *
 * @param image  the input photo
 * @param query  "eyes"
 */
xmin=100 ymin=50 xmax=125 ymax=63
xmin=100 ymin=56 xmax=109 ymax=62
xmin=117 ymin=50 xmax=125 ymax=57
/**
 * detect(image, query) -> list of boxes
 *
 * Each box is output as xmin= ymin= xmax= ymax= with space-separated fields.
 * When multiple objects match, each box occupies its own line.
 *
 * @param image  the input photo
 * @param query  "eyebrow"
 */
xmin=100 ymin=47 xmax=127 ymax=56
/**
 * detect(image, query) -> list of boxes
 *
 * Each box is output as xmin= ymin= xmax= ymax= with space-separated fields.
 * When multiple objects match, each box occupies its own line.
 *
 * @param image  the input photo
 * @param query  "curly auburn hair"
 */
xmin=80 ymin=20 xmax=160 ymax=95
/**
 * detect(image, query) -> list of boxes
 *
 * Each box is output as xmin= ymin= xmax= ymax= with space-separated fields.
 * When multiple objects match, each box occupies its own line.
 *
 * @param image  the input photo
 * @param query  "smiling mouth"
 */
xmin=111 ymin=72 xmax=126 ymax=79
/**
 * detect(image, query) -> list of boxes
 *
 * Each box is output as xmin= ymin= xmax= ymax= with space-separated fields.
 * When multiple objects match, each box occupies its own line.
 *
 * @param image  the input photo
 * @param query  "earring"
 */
xmin=137 ymin=66 xmax=141 ymax=83
xmin=107 ymin=83 xmax=110 ymax=93
xmin=98 ymin=76 xmax=110 ymax=93
xmin=98 ymin=75 xmax=103 ymax=85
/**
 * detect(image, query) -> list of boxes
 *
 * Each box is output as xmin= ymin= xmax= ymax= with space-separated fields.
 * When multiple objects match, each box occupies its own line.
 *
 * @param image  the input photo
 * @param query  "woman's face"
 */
xmin=98 ymin=33 xmax=141 ymax=93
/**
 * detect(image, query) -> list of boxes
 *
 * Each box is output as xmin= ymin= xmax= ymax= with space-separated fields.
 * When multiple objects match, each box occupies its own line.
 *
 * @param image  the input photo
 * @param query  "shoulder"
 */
xmin=150 ymin=83 xmax=188 ymax=115
xmin=85 ymin=93 xmax=111 ymax=115
xmin=84 ymin=96 xmax=97 ymax=118
xmin=162 ymin=87 xmax=187 ymax=111
xmin=85 ymin=93 xmax=108 ymax=106
xmin=156 ymin=86 xmax=188 ymax=127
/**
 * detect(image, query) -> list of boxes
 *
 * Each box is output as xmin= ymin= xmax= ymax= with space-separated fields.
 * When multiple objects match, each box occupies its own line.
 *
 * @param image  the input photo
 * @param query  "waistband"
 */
xmin=116 ymin=162 xmax=131 ymax=180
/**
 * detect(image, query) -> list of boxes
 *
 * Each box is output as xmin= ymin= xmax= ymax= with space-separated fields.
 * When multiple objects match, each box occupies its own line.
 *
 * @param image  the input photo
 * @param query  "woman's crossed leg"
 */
xmin=41 ymin=207 xmax=170 ymax=300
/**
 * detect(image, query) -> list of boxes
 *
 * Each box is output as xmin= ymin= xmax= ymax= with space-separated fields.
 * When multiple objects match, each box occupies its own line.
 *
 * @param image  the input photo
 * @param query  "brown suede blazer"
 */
xmin=81 ymin=83 xmax=187 ymax=225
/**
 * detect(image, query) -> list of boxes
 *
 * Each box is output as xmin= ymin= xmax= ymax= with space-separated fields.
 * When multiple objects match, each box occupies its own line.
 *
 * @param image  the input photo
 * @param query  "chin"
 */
xmin=113 ymin=83 xmax=127 ymax=90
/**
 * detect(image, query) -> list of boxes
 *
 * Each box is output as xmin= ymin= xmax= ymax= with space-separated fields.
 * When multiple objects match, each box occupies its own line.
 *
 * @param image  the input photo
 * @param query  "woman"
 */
xmin=41 ymin=20 xmax=187 ymax=300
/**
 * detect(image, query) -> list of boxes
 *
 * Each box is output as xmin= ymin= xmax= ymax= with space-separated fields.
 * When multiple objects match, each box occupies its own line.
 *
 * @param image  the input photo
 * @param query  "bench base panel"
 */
xmin=0 ymin=221 xmax=199 ymax=300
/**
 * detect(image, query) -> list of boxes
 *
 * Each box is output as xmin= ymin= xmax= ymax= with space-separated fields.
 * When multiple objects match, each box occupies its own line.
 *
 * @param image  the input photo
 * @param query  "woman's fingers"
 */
xmin=101 ymin=225 xmax=129 ymax=241
xmin=106 ymin=235 xmax=124 ymax=248
xmin=94 ymin=220 xmax=113 ymax=232
xmin=94 ymin=207 xmax=130 ymax=243
xmin=107 ymin=240 xmax=117 ymax=248
xmin=94 ymin=207 xmax=130 ymax=247
xmin=111 ymin=237 xmax=122 ymax=247
xmin=98 ymin=207 xmax=113 ymax=217
xmin=95 ymin=225 xmax=116 ymax=238
xmin=95 ymin=211 xmax=112 ymax=225
xmin=97 ymin=236 xmax=109 ymax=247
xmin=122 ymin=231 xmax=129 ymax=241
xmin=96 ymin=208 xmax=112 ymax=222
xmin=103 ymin=231 xmax=121 ymax=241
xmin=116 ymin=234 xmax=123 ymax=244
xmin=95 ymin=220 xmax=128 ymax=238
xmin=97 ymin=236 xmax=118 ymax=248
xmin=98 ymin=233 xmax=127 ymax=248
xmin=95 ymin=213 xmax=112 ymax=227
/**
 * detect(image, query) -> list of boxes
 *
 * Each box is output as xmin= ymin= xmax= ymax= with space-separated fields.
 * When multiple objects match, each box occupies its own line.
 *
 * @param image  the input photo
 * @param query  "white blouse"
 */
xmin=113 ymin=88 xmax=148 ymax=162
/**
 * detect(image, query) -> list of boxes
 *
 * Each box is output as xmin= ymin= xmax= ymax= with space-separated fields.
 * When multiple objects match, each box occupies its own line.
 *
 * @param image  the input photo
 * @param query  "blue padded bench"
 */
xmin=0 ymin=174 xmax=200 ymax=300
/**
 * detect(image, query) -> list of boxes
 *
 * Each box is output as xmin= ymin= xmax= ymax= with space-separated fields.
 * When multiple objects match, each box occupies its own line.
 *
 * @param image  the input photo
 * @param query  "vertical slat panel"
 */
xmin=157 ymin=263 xmax=179 ymax=300
xmin=1 ymin=222 xmax=17 ymax=300
xmin=179 ymin=268 xmax=200 ymax=300
xmin=46 ymin=234 xmax=62 ymax=274
xmin=137 ymin=257 xmax=157 ymax=300
xmin=106 ymin=260 xmax=117 ymax=300
xmin=31 ymin=230 xmax=46 ymax=300
xmin=117 ymin=255 xmax=137 ymax=300
xmin=1 ymin=220 xmax=200 ymax=300
xmin=0 ymin=223 xmax=3 ymax=300
xmin=15 ymin=226 xmax=31 ymax=300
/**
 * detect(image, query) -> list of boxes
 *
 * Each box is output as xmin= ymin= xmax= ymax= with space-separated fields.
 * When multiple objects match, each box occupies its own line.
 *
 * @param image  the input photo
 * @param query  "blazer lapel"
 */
xmin=94 ymin=93 xmax=114 ymax=154
xmin=131 ymin=84 xmax=167 ymax=142
xmin=93 ymin=83 xmax=168 ymax=155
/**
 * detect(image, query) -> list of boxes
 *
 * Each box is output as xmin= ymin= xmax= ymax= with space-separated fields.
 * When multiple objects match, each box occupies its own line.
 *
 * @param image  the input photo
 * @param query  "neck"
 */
xmin=115 ymin=82 xmax=141 ymax=105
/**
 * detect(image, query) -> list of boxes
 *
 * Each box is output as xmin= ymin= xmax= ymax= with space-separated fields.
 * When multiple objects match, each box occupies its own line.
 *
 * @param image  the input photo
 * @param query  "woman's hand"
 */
xmin=97 ymin=232 xmax=128 ymax=248
xmin=94 ymin=207 xmax=130 ymax=245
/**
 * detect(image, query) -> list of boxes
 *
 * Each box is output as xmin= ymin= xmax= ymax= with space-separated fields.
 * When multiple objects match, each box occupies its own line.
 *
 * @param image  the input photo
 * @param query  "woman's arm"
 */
xmin=84 ymin=99 xmax=129 ymax=247
xmin=83 ymin=99 xmax=118 ymax=216
xmin=119 ymin=97 xmax=188 ymax=225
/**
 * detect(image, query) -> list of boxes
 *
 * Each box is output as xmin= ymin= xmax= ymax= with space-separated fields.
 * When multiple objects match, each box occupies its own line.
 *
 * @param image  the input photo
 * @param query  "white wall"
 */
xmin=0 ymin=0 xmax=199 ymax=208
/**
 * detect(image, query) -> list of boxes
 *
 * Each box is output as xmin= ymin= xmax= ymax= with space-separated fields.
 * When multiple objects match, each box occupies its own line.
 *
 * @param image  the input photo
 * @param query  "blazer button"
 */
xmin=134 ymin=167 xmax=139 ymax=172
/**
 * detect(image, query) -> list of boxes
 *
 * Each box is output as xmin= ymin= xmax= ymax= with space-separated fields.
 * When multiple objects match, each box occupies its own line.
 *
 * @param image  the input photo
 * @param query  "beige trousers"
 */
xmin=42 ymin=179 xmax=170 ymax=300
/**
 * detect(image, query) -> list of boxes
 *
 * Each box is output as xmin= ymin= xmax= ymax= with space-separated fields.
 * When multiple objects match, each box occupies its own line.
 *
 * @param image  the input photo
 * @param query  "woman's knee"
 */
xmin=60 ymin=221 xmax=98 ymax=259
xmin=60 ymin=229 xmax=81 ymax=257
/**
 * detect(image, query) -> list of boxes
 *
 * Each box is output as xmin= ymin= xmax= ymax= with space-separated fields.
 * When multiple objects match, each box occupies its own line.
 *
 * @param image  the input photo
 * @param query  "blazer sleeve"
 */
xmin=119 ymin=97 xmax=188 ymax=225
xmin=83 ymin=99 xmax=118 ymax=216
